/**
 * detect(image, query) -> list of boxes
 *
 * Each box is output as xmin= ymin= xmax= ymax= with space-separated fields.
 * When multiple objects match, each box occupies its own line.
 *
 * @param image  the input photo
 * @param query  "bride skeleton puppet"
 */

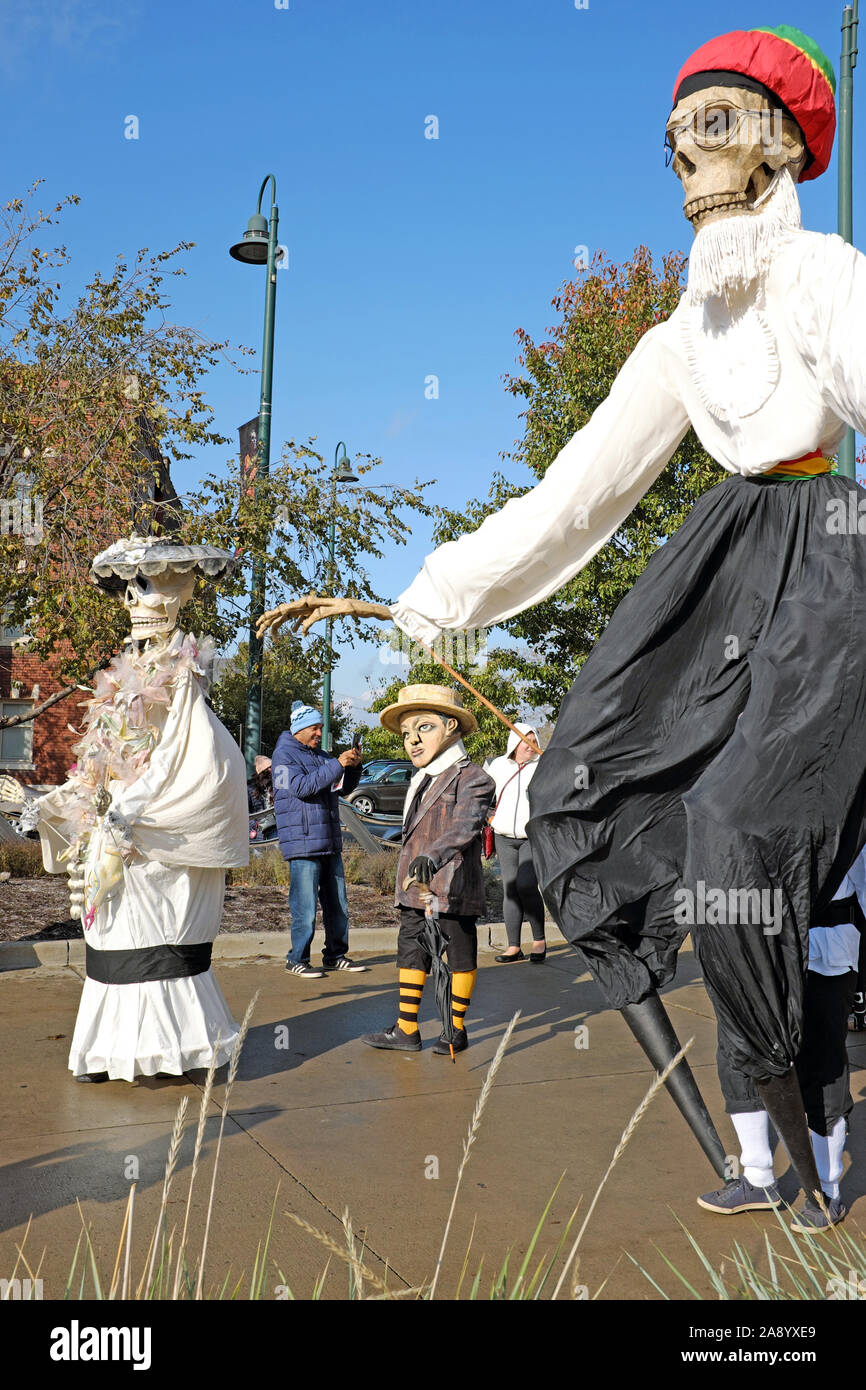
xmin=259 ymin=26 xmax=865 ymax=1213
xmin=19 ymin=537 xmax=249 ymax=1081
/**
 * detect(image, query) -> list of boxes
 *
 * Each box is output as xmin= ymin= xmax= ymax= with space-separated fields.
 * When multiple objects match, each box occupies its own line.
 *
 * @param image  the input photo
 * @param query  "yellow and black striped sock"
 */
xmin=451 ymin=970 xmax=476 ymax=1035
xmin=397 ymin=968 xmax=426 ymax=1035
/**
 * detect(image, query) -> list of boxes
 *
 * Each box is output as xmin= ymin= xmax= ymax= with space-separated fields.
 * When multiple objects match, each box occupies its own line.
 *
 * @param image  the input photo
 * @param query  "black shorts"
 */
xmin=396 ymin=907 xmax=478 ymax=973
xmin=717 ymin=969 xmax=856 ymax=1134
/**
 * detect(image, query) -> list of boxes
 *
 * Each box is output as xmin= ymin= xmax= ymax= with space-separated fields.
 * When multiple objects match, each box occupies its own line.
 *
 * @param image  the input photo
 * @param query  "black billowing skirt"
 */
xmin=527 ymin=473 xmax=866 ymax=1082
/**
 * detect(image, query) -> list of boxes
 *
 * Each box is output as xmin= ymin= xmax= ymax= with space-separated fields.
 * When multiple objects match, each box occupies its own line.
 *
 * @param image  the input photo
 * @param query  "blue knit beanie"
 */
xmin=290 ymin=700 xmax=323 ymax=734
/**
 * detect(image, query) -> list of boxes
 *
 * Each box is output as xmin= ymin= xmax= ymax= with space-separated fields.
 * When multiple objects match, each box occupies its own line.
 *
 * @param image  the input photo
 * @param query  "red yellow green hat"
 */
xmin=672 ymin=26 xmax=836 ymax=182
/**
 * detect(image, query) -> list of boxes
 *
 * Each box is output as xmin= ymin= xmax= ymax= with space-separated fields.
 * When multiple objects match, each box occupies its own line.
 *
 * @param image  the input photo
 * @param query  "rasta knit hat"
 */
xmin=290 ymin=701 xmax=323 ymax=734
xmin=672 ymin=25 xmax=837 ymax=182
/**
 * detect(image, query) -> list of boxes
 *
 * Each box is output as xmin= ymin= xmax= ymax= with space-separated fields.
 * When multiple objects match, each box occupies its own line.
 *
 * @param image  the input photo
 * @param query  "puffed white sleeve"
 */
xmin=390 ymin=322 xmax=690 ymax=645
xmin=786 ymin=232 xmax=866 ymax=433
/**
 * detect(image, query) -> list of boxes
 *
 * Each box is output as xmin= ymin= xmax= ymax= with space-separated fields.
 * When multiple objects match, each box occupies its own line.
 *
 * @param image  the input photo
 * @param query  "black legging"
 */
xmin=495 ymin=833 xmax=546 ymax=946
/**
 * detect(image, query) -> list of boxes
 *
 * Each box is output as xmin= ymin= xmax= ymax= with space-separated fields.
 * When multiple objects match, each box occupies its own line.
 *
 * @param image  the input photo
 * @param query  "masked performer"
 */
xmin=21 ymin=537 xmax=249 ymax=1082
xmin=361 ymin=685 xmax=494 ymax=1055
xmin=699 ymin=854 xmax=864 ymax=1230
xmin=260 ymin=27 xmax=863 ymax=1217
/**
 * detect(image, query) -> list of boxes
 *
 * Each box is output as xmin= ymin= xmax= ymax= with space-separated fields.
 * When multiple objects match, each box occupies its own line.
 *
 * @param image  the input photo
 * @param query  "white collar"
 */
xmin=408 ymin=738 xmax=466 ymax=792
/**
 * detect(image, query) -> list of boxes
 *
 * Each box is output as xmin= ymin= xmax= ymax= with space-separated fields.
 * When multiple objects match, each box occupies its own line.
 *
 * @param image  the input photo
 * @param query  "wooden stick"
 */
xmin=413 ymin=636 xmax=532 ymax=745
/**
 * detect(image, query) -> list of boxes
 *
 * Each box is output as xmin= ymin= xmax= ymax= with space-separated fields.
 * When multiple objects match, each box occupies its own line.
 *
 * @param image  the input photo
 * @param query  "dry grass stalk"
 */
xmin=171 ymin=1032 xmax=222 ymax=1299
xmin=144 ymin=1093 xmax=188 ymax=1293
xmin=121 ymin=1183 xmax=136 ymax=1300
xmin=108 ymin=1182 xmax=135 ymax=1299
xmin=284 ymin=1209 xmax=392 ymax=1293
xmin=342 ymin=1208 xmax=365 ymax=1299
xmin=551 ymin=1037 xmax=694 ymax=1299
xmin=428 ymin=1010 xmax=521 ymax=1301
xmin=195 ymin=993 xmax=258 ymax=1300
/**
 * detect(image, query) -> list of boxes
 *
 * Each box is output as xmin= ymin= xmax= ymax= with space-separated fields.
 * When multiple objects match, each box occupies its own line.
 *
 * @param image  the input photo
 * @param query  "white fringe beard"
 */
xmin=685 ymin=167 xmax=802 ymax=305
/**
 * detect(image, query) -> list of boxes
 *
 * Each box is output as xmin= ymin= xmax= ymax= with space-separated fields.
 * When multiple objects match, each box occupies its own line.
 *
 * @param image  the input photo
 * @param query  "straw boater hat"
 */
xmin=379 ymin=683 xmax=477 ymax=737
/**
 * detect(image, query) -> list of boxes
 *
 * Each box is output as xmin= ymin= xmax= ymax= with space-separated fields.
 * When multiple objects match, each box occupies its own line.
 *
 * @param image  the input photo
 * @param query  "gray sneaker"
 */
xmin=286 ymin=961 xmax=325 ymax=979
xmin=790 ymin=1195 xmax=847 ymax=1232
xmin=697 ymin=1176 xmax=782 ymax=1214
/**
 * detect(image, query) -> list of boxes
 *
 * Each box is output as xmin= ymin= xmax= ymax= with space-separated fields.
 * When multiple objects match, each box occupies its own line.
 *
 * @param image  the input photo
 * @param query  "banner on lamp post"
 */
xmin=238 ymin=418 xmax=259 ymax=501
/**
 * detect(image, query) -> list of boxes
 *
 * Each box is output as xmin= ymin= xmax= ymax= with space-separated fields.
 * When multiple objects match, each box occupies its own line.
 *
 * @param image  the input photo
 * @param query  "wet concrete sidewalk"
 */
xmin=2 ymin=942 xmax=865 ymax=1300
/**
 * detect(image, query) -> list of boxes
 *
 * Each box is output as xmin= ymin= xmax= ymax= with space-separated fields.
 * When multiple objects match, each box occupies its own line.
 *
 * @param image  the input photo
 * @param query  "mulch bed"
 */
xmin=0 ymin=878 xmax=402 ymax=943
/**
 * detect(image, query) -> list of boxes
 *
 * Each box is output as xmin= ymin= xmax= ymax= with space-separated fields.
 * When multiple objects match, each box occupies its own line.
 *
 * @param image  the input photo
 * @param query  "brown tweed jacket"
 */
xmin=396 ymin=758 xmax=495 ymax=916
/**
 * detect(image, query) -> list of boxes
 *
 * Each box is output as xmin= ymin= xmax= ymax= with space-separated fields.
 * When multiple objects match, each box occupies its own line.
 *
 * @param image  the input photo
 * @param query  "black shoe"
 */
xmin=494 ymin=950 xmax=525 ymax=963
xmin=324 ymin=956 xmax=369 ymax=973
xmin=529 ymin=949 xmax=546 ymax=964
xmin=432 ymin=1028 xmax=468 ymax=1055
xmin=697 ymin=1176 xmax=782 ymax=1214
xmin=361 ymin=1024 xmax=421 ymax=1052
xmin=790 ymin=1195 xmax=847 ymax=1231
xmin=286 ymin=961 xmax=326 ymax=978
xmin=75 ymin=1071 xmax=110 ymax=1083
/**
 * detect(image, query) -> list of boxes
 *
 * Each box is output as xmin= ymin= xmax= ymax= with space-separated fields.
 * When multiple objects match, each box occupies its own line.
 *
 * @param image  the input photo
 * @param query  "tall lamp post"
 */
xmin=322 ymin=442 xmax=358 ymax=752
xmin=230 ymin=175 xmax=280 ymax=775
xmin=838 ymin=1 xmax=859 ymax=479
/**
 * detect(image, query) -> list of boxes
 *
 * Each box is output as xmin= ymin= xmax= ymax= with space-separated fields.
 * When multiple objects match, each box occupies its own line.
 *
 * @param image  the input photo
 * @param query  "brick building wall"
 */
xmin=0 ymin=642 xmax=86 ymax=787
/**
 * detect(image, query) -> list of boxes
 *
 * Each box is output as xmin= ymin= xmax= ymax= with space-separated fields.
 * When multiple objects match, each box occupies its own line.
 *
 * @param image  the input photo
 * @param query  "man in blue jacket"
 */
xmin=273 ymin=701 xmax=366 ymax=978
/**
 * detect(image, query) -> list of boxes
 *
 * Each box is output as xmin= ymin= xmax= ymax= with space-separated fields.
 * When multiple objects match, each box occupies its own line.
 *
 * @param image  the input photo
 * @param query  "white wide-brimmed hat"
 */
xmin=90 ymin=535 xmax=237 ymax=593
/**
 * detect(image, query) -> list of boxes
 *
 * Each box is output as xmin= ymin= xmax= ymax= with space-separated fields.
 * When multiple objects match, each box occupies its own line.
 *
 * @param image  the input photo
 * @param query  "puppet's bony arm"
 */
xmin=81 ymin=810 xmax=137 ymax=929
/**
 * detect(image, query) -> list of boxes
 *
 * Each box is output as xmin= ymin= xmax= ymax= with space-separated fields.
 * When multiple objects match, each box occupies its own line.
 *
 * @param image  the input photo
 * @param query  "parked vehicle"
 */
xmin=346 ymin=760 xmax=414 ymax=815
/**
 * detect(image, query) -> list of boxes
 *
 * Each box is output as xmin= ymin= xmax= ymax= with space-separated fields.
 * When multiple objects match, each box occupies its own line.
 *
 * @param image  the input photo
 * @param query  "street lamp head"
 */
xmin=229 ymin=213 xmax=269 ymax=265
xmin=335 ymin=459 xmax=359 ymax=484
xmin=334 ymin=442 xmax=358 ymax=484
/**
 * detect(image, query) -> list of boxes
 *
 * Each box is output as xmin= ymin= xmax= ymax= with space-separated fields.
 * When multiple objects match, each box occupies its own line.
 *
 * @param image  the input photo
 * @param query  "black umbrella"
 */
xmin=421 ymin=896 xmax=457 ymax=1061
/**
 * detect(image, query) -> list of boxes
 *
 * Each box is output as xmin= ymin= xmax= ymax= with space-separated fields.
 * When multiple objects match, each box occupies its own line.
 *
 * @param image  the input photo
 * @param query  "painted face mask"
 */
xmin=399 ymin=712 xmax=461 ymax=768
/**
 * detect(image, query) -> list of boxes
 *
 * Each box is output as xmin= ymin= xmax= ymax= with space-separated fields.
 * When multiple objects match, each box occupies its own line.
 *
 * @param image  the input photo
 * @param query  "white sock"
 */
xmin=810 ymin=1118 xmax=847 ymax=1201
xmin=731 ymin=1111 xmax=775 ymax=1187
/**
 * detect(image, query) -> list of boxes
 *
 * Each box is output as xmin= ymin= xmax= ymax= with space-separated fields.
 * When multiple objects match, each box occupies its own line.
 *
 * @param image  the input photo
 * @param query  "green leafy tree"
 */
xmin=0 ymin=185 xmax=236 ymax=694
xmin=211 ymin=633 xmax=350 ymax=756
xmin=433 ymin=247 xmax=725 ymax=710
xmin=361 ymin=649 xmax=525 ymax=764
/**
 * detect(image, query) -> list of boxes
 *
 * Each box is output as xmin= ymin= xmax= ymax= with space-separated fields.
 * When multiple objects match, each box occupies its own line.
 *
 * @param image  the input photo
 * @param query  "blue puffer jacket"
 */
xmin=272 ymin=731 xmax=361 ymax=859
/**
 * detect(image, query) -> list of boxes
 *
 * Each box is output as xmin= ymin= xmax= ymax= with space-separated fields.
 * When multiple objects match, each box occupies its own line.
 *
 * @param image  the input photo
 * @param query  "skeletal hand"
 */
xmin=256 ymin=594 xmax=393 ymax=639
xmin=0 ymin=776 xmax=26 ymax=808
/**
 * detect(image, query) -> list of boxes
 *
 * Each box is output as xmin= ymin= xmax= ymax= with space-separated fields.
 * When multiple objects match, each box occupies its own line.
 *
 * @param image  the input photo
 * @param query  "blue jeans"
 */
xmin=287 ymin=854 xmax=350 ymax=966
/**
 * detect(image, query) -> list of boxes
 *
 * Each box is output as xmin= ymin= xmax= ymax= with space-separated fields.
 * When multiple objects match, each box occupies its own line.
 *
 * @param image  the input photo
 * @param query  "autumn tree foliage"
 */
xmin=434 ymin=247 xmax=724 ymax=712
xmin=0 ymin=186 xmax=233 ymax=688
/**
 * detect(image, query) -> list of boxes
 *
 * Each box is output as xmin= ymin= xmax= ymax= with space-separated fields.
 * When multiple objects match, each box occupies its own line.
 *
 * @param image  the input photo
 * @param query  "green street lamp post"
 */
xmin=838 ymin=2 xmax=859 ymax=479
xmin=322 ymin=442 xmax=358 ymax=752
xmin=230 ymin=174 xmax=280 ymax=775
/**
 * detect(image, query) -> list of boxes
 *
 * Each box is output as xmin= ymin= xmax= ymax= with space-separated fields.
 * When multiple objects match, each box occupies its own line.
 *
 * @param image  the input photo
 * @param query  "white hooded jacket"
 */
xmin=487 ymin=723 xmax=540 ymax=840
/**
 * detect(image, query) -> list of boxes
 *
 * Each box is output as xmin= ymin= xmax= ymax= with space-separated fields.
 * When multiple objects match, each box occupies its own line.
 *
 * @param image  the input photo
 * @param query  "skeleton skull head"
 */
xmin=122 ymin=568 xmax=196 ymax=641
xmin=666 ymin=85 xmax=806 ymax=230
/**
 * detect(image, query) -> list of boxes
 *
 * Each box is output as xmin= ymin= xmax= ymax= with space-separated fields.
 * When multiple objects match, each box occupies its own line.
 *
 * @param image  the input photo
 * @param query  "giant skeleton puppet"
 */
xmin=19 ymin=537 xmax=249 ymax=1082
xmin=259 ymin=27 xmax=866 ymax=1214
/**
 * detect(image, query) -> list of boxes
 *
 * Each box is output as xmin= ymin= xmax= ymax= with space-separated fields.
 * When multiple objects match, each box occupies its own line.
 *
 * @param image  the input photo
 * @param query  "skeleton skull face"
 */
xmin=122 ymin=568 xmax=196 ymax=641
xmin=666 ymin=85 xmax=806 ymax=230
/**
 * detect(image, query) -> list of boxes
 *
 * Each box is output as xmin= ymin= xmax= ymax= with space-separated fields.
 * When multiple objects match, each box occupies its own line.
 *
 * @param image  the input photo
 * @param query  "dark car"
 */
xmin=346 ymin=759 xmax=414 ymax=815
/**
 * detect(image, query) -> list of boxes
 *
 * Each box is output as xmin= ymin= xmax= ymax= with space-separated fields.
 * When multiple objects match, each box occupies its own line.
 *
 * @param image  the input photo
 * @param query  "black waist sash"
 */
xmin=85 ymin=942 xmax=213 ymax=985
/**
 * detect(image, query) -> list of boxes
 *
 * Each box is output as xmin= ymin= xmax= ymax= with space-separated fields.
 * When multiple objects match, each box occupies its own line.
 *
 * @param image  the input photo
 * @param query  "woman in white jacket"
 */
xmin=488 ymin=724 xmax=546 ymax=962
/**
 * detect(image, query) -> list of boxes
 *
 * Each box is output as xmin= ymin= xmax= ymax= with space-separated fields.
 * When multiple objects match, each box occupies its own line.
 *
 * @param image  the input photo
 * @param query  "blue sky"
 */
xmin=3 ymin=0 xmax=861 ymax=729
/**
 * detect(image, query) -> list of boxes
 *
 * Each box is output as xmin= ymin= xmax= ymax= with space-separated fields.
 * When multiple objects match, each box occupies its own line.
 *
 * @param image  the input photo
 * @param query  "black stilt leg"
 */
xmin=621 ymin=993 xmax=728 ymax=1179
xmin=755 ymin=1071 xmax=822 ymax=1202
